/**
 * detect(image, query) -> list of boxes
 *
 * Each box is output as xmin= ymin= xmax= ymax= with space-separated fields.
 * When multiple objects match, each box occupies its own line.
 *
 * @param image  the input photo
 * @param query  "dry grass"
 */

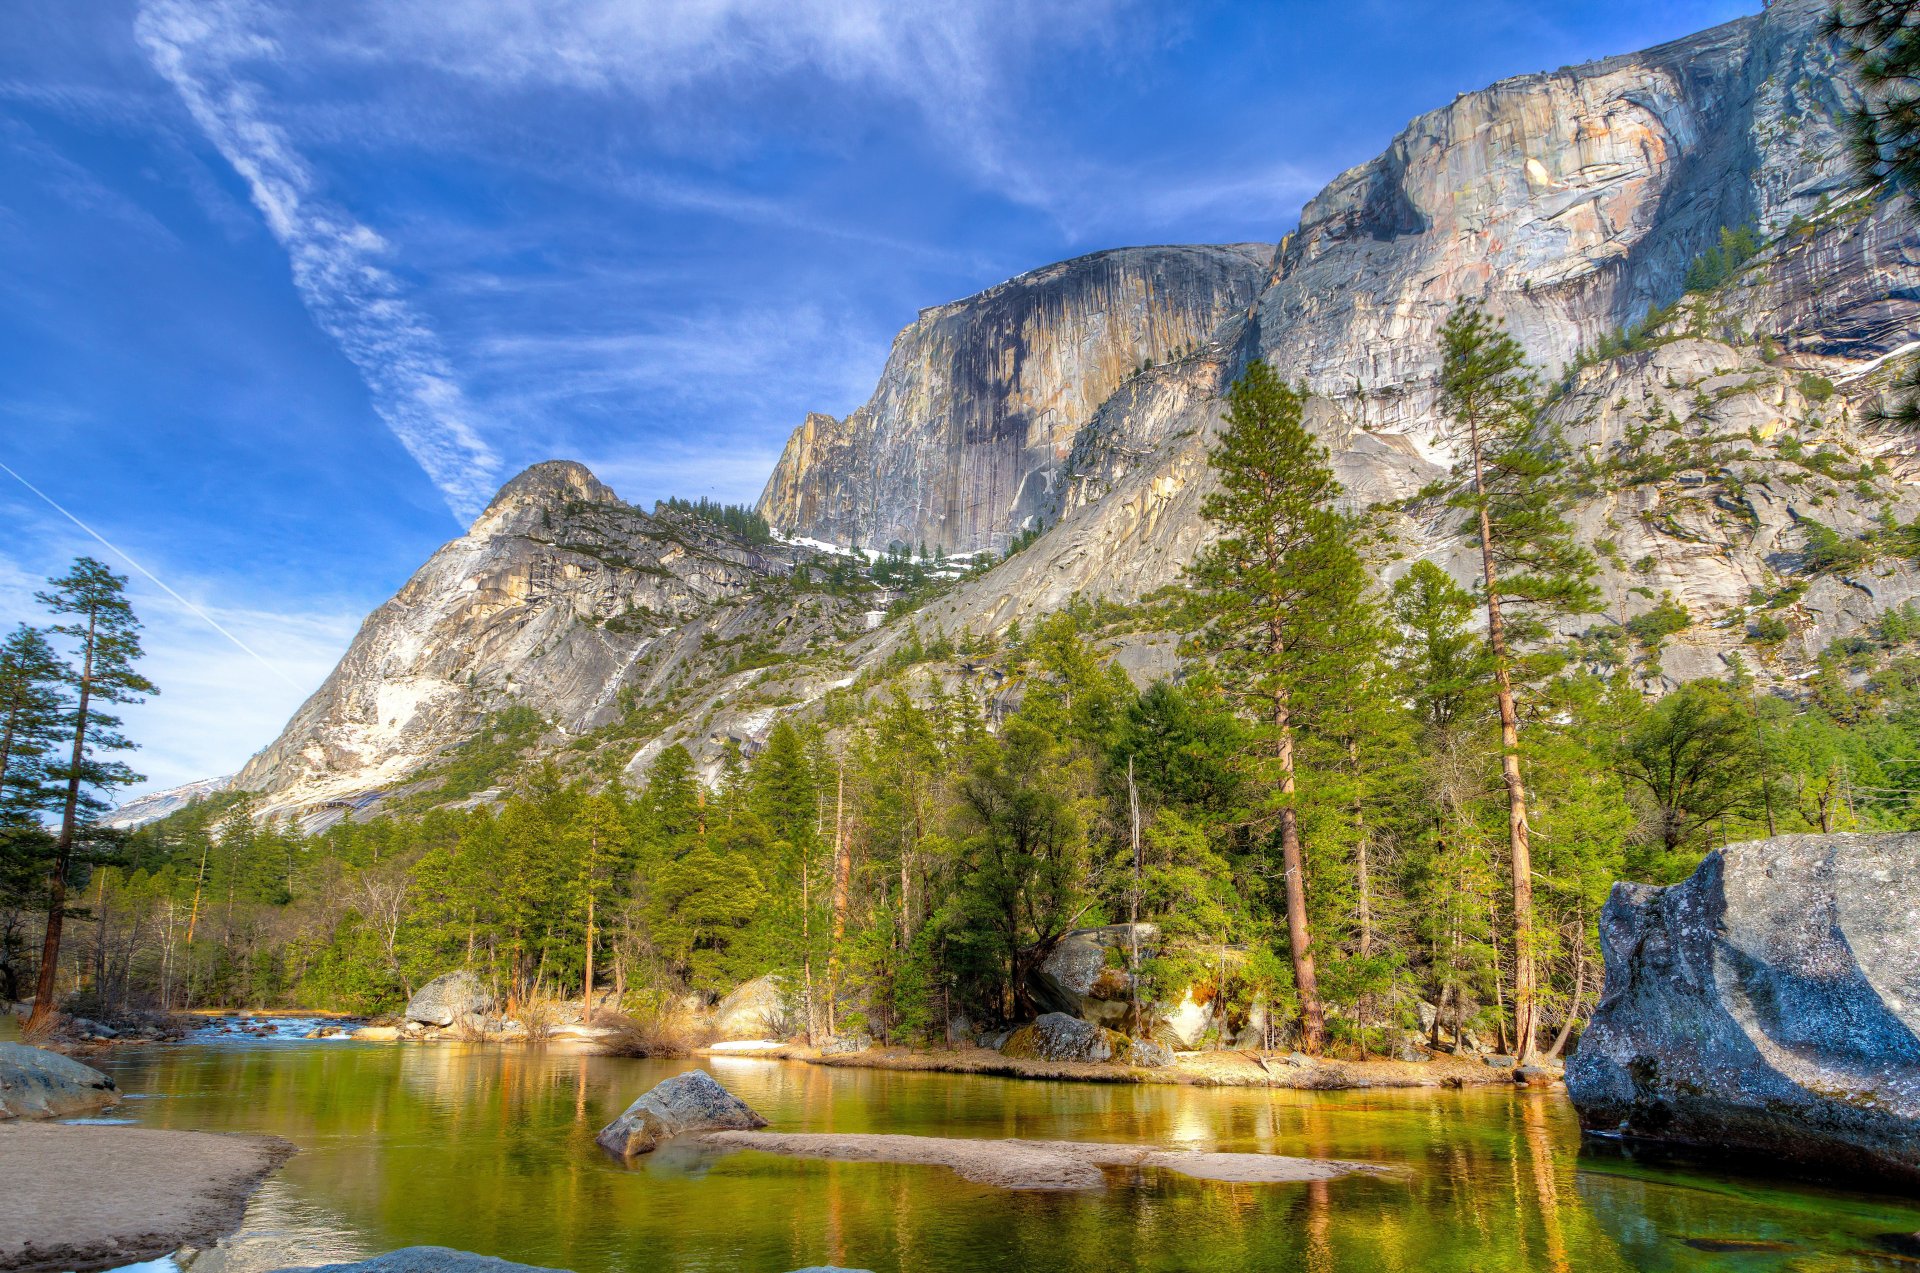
xmin=596 ymin=1003 xmax=706 ymax=1058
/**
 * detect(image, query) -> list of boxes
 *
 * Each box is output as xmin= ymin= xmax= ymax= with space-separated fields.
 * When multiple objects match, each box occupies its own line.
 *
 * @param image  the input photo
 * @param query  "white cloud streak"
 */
xmin=133 ymin=0 xmax=502 ymax=524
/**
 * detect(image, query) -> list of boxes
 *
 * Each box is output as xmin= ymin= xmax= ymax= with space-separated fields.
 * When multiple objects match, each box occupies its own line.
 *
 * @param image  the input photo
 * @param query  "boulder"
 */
xmin=999 ymin=1013 xmax=1132 ymax=1064
xmin=1567 ymin=833 xmax=1920 ymax=1185
xmin=1158 ymin=988 xmax=1211 ymax=1048
xmin=405 ymin=971 xmax=492 ymax=1028
xmin=710 ymin=974 xmax=792 ymax=1041
xmin=819 ymin=1031 xmax=871 ymax=1056
xmin=352 ymin=1025 xmax=401 ymax=1041
xmin=596 ymin=1069 xmax=768 ymax=1157
xmin=0 ymin=1042 xmax=120 ymax=1119
xmin=1130 ymin=1039 xmax=1175 ymax=1068
xmin=278 ymin=1250 xmax=569 ymax=1273
xmin=1026 ymin=925 xmax=1155 ymax=1021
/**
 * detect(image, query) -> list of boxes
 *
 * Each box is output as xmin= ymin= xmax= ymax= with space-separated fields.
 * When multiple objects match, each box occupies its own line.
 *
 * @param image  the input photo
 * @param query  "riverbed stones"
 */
xmin=710 ymin=973 xmax=792 ymax=1041
xmin=999 ymin=1013 xmax=1131 ymax=1064
xmin=1567 ymin=832 xmax=1920 ymax=1184
xmin=596 ymin=1069 xmax=768 ymax=1157
xmin=405 ymin=971 xmax=492 ymax=1028
xmin=0 ymin=1041 xmax=119 ymax=1119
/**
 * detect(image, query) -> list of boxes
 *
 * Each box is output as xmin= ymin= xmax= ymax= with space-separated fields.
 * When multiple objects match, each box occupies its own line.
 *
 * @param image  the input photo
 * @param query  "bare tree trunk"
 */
xmin=1272 ymin=668 xmax=1325 ymax=1054
xmin=1128 ymin=756 xmax=1142 ymax=1036
xmin=1545 ymin=940 xmax=1586 ymax=1061
xmin=828 ymin=757 xmax=850 ymax=1038
xmin=582 ymin=886 xmax=596 ymax=1025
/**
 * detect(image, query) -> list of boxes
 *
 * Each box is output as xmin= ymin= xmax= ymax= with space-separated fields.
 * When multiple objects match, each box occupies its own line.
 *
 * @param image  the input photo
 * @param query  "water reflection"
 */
xmin=87 ymin=1042 xmax=1920 ymax=1273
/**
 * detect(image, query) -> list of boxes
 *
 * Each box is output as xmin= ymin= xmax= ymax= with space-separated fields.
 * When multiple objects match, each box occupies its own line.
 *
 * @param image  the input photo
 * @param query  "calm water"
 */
xmin=82 ymin=1027 xmax=1920 ymax=1273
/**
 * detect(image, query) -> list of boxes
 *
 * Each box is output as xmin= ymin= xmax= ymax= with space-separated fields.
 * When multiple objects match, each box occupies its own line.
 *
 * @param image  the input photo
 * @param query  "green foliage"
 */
xmin=1683 ymin=225 xmax=1761 ymax=294
xmin=1799 ymin=516 xmax=1875 ymax=574
xmin=658 ymin=497 xmax=773 ymax=544
xmin=1625 ymin=593 xmax=1691 ymax=648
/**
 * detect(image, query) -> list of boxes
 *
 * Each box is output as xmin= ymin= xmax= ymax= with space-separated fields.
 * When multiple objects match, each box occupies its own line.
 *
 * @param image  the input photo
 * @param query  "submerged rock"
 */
xmin=405 ymin=971 xmax=492 ymax=1028
xmin=281 ymin=1249 xmax=569 ymax=1273
xmin=0 ymin=1041 xmax=119 ymax=1119
xmin=596 ymin=1069 xmax=768 ymax=1157
xmin=999 ymin=1013 xmax=1132 ymax=1064
xmin=1567 ymin=832 xmax=1920 ymax=1184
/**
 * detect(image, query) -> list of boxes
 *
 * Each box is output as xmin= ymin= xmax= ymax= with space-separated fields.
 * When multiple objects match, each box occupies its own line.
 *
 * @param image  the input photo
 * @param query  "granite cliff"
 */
xmin=153 ymin=0 xmax=1920 ymax=823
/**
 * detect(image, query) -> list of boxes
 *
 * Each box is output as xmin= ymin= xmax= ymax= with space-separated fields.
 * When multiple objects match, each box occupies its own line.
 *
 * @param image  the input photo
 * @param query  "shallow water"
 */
xmin=87 ymin=1033 xmax=1920 ymax=1273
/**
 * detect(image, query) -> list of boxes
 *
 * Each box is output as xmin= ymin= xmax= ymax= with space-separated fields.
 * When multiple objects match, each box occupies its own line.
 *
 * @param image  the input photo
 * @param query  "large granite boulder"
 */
xmin=596 ymin=1069 xmax=768 ymax=1157
xmin=1567 ymin=833 xmax=1920 ymax=1184
xmin=710 ymin=973 xmax=792 ymax=1041
xmin=405 ymin=971 xmax=492 ymax=1028
xmin=999 ymin=1013 xmax=1133 ymax=1064
xmin=1026 ymin=925 xmax=1155 ymax=1026
xmin=0 ymin=1041 xmax=119 ymax=1119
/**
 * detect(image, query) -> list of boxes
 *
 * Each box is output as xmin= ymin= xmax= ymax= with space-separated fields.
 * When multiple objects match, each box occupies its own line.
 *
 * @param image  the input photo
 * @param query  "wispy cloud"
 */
xmin=133 ymin=0 xmax=502 ymax=523
xmin=321 ymin=0 xmax=1132 ymax=209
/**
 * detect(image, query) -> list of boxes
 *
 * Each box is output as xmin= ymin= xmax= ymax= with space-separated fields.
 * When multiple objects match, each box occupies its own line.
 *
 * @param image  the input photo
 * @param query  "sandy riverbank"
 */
xmin=0 ymin=1123 xmax=294 ymax=1272
xmin=695 ymin=1129 xmax=1391 ymax=1190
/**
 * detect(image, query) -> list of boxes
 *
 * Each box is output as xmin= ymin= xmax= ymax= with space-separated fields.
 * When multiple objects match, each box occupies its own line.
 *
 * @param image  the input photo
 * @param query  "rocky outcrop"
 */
xmin=1026 ymin=924 xmax=1153 ymax=1024
xmin=405 ymin=971 xmax=492 ymax=1028
xmin=710 ymin=973 xmax=793 ymax=1041
xmin=758 ymin=245 xmax=1271 ymax=554
xmin=999 ymin=1013 xmax=1133 ymax=1064
xmin=0 ymin=1042 xmax=119 ymax=1120
xmin=1567 ymin=832 xmax=1920 ymax=1184
xmin=596 ymin=1069 xmax=769 ymax=1157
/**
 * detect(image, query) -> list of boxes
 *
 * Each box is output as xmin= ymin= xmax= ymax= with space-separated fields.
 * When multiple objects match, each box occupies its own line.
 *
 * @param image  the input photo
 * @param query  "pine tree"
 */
xmin=0 ymin=625 xmax=66 ymax=824
xmin=28 ymin=559 xmax=156 ymax=1030
xmin=1436 ymin=301 xmax=1596 ymax=1062
xmin=568 ymin=794 xmax=631 ymax=1022
xmin=1187 ymin=360 xmax=1370 ymax=1054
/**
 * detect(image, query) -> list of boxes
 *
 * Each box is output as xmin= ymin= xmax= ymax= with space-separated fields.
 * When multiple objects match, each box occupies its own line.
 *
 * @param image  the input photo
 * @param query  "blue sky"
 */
xmin=0 ymin=0 xmax=1755 ymax=798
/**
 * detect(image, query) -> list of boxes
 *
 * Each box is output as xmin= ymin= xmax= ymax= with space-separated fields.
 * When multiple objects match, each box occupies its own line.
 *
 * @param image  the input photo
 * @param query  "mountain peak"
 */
xmin=475 ymin=461 xmax=618 ymax=530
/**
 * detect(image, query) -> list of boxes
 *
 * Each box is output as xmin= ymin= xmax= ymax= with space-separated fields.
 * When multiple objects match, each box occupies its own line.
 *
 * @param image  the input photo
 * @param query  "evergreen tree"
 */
xmin=0 ymin=625 xmax=66 ymax=824
xmin=1186 ymin=360 xmax=1371 ymax=1054
xmin=1436 ymin=301 xmax=1596 ymax=1062
xmin=28 ymin=559 xmax=156 ymax=1030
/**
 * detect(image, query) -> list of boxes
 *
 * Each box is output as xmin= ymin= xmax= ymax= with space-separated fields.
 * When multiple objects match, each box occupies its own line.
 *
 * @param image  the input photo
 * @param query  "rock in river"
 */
xmin=596 ymin=1069 xmax=769 ymax=1157
xmin=405 ymin=971 xmax=493 ymax=1028
xmin=0 ymin=1041 xmax=119 ymax=1119
xmin=1567 ymin=832 xmax=1920 ymax=1184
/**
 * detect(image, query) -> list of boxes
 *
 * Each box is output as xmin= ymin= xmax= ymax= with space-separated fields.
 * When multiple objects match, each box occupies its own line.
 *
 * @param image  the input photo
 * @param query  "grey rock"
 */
xmin=710 ymin=973 xmax=793 ymax=1041
xmin=1567 ymin=832 xmax=1920 ymax=1184
xmin=1389 ymin=1033 xmax=1431 ymax=1064
xmin=818 ymin=1032 xmax=871 ymax=1056
xmin=596 ymin=1070 xmax=768 ymax=1158
xmin=999 ymin=1013 xmax=1128 ymax=1064
xmin=405 ymin=971 xmax=492 ymax=1028
xmin=1514 ymin=1066 xmax=1556 ymax=1087
xmin=1129 ymin=1039 xmax=1175 ymax=1069
xmin=1483 ymin=1055 xmax=1517 ymax=1068
xmin=0 ymin=1042 xmax=119 ymax=1119
xmin=1026 ymin=924 xmax=1153 ymax=1020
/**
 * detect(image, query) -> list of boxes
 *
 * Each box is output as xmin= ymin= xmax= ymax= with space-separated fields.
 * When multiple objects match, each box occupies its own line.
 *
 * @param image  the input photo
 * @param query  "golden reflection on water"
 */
xmin=88 ymin=1041 xmax=1920 ymax=1273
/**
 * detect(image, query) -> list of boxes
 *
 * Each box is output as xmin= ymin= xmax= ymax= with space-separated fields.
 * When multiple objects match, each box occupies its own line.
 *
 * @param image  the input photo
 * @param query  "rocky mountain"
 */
xmin=757 ymin=244 xmax=1273 ymax=555
xmin=168 ymin=0 xmax=1920 ymax=825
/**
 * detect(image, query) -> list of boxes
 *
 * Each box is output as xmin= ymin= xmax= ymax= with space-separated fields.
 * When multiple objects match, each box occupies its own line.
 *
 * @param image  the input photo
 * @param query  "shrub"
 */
xmin=1798 ymin=373 xmax=1836 ymax=403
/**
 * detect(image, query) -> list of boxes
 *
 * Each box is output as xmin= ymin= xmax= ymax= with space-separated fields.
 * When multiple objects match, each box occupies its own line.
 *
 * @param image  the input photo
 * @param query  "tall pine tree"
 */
xmin=28 ymin=559 xmax=156 ymax=1030
xmin=1187 ymin=361 xmax=1371 ymax=1054
xmin=1436 ymin=301 xmax=1596 ymax=1062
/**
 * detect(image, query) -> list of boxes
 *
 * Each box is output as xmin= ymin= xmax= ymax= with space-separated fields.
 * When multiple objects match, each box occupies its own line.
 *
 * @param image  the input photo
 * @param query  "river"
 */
xmin=81 ymin=1021 xmax=1920 ymax=1272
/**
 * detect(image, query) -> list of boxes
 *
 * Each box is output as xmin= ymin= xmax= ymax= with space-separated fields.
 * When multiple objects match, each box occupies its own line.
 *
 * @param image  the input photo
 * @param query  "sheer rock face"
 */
xmin=1566 ymin=833 xmax=1920 ymax=1185
xmin=757 ymin=245 xmax=1273 ymax=554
